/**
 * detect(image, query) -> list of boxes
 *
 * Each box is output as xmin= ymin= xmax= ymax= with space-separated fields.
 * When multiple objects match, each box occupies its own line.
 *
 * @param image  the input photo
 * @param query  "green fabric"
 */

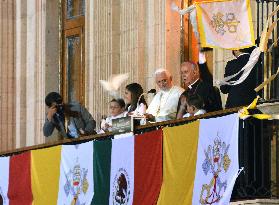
xmin=91 ymin=139 xmax=112 ymax=205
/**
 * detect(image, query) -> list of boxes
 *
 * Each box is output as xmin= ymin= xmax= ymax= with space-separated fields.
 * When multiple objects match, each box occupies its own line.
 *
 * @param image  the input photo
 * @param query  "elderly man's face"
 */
xmin=155 ymin=72 xmax=172 ymax=91
xmin=181 ymin=63 xmax=199 ymax=87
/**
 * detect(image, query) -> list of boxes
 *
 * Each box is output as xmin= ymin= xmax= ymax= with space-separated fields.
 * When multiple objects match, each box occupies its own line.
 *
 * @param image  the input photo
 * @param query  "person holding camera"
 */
xmin=43 ymin=92 xmax=96 ymax=138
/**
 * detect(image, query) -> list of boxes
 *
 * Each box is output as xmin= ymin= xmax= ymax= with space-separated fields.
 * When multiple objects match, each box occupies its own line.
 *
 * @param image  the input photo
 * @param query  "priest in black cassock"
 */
xmin=176 ymin=52 xmax=222 ymax=119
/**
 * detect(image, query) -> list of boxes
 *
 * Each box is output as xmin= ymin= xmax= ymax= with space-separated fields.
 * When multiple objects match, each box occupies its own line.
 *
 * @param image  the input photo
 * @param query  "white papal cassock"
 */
xmin=147 ymin=86 xmax=184 ymax=122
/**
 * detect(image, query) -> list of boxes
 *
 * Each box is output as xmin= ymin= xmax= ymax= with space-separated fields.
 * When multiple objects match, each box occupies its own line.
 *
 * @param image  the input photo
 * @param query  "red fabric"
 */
xmin=8 ymin=151 xmax=33 ymax=205
xmin=133 ymin=129 xmax=163 ymax=205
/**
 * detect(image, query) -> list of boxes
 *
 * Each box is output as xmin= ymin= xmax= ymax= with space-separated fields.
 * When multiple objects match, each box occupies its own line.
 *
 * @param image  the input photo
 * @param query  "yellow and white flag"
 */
xmin=196 ymin=0 xmax=255 ymax=49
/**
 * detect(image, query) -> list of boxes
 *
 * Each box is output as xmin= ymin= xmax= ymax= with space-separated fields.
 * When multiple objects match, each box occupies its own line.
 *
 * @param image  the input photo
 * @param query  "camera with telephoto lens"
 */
xmin=55 ymin=104 xmax=64 ymax=113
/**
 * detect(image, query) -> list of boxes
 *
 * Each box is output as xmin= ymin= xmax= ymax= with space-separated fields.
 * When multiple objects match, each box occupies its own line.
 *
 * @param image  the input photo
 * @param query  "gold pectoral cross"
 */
xmin=156 ymin=107 xmax=161 ymax=117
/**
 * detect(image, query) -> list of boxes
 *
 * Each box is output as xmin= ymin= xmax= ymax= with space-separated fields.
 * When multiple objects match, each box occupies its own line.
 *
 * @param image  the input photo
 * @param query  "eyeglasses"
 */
xmin=109 ymin=106 xmax=120 ymax=109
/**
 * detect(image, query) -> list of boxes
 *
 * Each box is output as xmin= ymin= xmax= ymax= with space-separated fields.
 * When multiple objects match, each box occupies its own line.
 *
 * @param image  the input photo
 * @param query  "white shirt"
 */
xmin=127 ymin=103 xmax=147 ymax=116
xmin=68 ymin=120 xmax=79 ymax=138
xmin=147 ymin=86 xmax=184 ymax=122
xmin=183 ymin=109 xmax=206 ymax=118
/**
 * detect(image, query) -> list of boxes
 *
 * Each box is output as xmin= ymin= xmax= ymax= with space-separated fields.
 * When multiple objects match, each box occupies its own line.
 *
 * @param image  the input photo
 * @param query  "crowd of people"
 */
xmin=43 ymin=48 xmax=259 ymax=138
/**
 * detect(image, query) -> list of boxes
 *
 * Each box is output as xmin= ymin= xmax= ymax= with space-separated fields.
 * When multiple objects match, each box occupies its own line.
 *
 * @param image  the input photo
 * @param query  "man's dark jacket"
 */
xmin=220 ymin=53 xmax=258 ymax=108
xmin=43 ymin=102 xmax=96 ymax=137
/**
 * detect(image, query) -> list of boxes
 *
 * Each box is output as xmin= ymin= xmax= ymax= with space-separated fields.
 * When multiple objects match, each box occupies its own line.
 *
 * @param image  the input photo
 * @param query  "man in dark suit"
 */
xmin=176 ymin=55 xmax=222 ymax=119
xmin=220 ymin=47 xmax=258 ymax=109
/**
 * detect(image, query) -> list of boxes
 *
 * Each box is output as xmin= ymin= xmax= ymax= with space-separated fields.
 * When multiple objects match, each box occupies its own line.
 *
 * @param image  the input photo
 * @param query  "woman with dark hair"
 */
xmin=124 ymin=83 xmax=147 ymax=116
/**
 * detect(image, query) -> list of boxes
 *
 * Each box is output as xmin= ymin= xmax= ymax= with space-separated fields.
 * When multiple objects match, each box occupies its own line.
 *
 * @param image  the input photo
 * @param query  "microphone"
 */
xmin=136 ymin=89 xmax=156 ymax=110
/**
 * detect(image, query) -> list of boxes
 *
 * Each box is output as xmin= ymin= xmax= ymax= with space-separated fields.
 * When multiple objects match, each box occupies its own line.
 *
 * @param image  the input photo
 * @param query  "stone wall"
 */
xmin=0 ymin=0 xmax=16 ymax=151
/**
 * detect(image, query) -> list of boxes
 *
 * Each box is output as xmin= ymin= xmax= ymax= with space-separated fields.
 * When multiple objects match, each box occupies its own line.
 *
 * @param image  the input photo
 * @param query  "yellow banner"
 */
xmin=157 ymin=121 xmax=200 ymax=205
xmin=31 ymin=146 xmax=62 ymax=205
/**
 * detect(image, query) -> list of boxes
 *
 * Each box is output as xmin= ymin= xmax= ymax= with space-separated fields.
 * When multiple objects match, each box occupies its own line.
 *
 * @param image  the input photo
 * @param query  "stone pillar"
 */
xmin=0 ymin=0 xmax=16 ymax=151
xmin=85 ymin=0 xmax=113 ymax=127
xmin=14 ymin=0 xmax=46 ymax=148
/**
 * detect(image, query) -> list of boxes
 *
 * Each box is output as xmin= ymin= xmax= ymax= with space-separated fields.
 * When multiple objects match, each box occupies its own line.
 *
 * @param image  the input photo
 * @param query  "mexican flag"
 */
xmin=91 ymin=130 xmax=163 ymax=205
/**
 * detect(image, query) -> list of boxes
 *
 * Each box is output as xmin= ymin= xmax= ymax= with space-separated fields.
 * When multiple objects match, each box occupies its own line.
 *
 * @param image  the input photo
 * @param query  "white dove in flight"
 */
xmin=99 ymin=73 xmax=129 ymax=98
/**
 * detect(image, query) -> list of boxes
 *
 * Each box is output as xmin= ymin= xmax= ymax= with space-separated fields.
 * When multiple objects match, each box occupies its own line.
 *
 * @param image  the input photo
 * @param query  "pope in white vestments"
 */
xmin=146 ymin=69 xmax=184 ymax=122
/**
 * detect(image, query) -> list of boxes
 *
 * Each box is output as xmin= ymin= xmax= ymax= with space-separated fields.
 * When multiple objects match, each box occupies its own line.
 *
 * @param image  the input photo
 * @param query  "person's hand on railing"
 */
xmin=144 ymin=113 xmax=155 ymax=122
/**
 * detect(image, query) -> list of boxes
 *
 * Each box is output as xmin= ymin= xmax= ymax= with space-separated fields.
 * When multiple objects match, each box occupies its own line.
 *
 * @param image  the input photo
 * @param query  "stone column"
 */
xmin=14 ymin=0 xmax=46 ymax=148
xmin=0 ymin=0 xmax=16 ymax=151
xmin=85 ymin=0 xmax=113 ymax=127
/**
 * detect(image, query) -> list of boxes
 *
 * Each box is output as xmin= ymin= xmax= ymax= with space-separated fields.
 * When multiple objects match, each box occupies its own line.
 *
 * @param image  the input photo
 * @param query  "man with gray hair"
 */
xmin=176 ymin=59 xmax=222 ymax=119
xmin=146 ymin=68 xmax=184 ymax=122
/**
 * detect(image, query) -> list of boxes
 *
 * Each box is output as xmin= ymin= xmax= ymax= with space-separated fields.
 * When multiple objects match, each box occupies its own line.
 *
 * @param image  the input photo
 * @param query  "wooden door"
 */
xmin=62 ymin=0 xmax=85 ymax=104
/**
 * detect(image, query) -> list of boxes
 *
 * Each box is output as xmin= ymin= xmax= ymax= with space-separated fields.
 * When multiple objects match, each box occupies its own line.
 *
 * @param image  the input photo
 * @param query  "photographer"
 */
xmin=43 ymin=92 xmax=96 ymax=138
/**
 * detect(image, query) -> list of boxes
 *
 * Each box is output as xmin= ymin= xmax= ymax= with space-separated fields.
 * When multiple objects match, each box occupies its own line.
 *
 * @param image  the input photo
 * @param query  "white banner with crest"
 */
xmin=192 ymin=114 xmax=239 ymax=204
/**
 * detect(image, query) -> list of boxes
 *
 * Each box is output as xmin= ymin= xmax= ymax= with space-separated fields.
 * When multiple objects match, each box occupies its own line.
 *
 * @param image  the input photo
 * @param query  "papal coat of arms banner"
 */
xmin=57 ymin=142 xmax=94 ymax=205
xmin=196 ymin=0 xmax=255 ymax=49
xmin=192 ymin=114 xmax=239 ymax=205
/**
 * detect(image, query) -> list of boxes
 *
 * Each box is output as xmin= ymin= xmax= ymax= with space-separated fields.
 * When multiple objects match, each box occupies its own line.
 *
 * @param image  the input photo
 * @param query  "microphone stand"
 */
xmin=137 ymin=93 xmax=147 ymax=111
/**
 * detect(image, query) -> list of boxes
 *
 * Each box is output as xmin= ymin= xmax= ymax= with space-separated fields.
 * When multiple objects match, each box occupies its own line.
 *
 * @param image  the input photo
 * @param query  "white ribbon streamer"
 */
xmin=216 ymin=47 xmax=261 ymax=86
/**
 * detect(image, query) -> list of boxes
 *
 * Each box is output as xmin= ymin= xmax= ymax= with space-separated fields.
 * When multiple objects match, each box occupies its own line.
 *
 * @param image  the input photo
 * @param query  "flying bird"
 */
xmin=99 ymin=73 xmax=129 ymax=98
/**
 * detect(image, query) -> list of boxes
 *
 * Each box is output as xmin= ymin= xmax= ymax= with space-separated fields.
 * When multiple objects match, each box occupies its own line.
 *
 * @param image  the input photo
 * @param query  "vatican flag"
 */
xmin=157 ymin=114 xmax=239 ymax=205
xmin=196 ymin=0 xmax=255 ymax=49
xmin=57 ymin=141 xmax=94 ymax=205
xmin=192 ymin=114 xmax=239 ymax=204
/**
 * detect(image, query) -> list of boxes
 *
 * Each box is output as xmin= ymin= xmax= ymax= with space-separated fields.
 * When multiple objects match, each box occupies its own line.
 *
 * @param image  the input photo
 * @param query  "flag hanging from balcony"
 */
xmin=157 ymin=113 xmax=239 ymax=205
xmin=91 ymin=130 xmax=163 ymax=205
xmin=0 ymin=157 xmax=9 ymax=205
xmin=0 ymin=114 xmax=240 ymax=204
xmin=109 ymin=133 xmax=135 ymax=205
xmin=91 ymin=139 xmax=112 ymax=205
xmin=157 ymin=121 xmax=200 ymax=205
xmin=196 ymin=0 xmax=255 ymax=49
xmin=192 ymin=113 xmax=239 ymax=204
xmin=57 ymin=142 xmax=94 ymax=205
xmin=31 ymin=146 xmax=61 ymax=205
xmin=133 ymin=129 xmax=163 ymax=205
xmin=8 ymin=152 xmax=33 ymax=205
